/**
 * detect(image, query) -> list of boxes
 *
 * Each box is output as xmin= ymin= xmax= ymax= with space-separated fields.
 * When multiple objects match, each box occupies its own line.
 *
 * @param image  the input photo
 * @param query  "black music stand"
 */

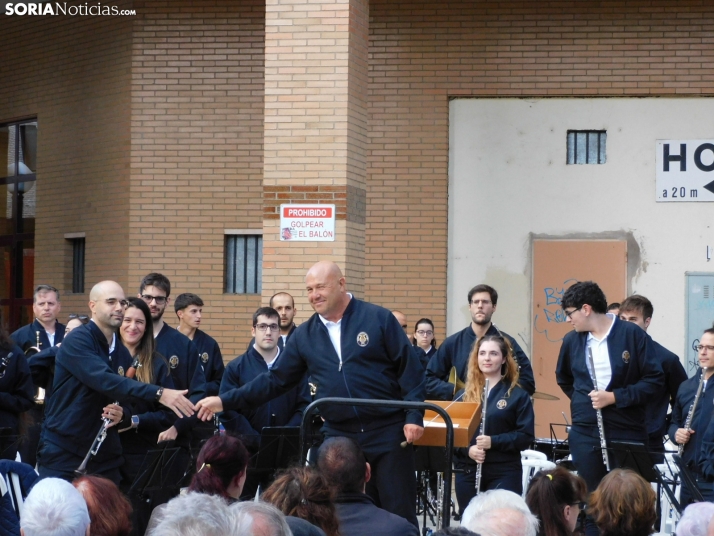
xmin=128 ymin=441 xmax=191 ymax=498
xmin=608 ymin=440 xmax=658 ymax=482
xmin=254 ymin=426 xmax=301 ymax=472
xmin=673 ymin=454 xmax=706 ymax=503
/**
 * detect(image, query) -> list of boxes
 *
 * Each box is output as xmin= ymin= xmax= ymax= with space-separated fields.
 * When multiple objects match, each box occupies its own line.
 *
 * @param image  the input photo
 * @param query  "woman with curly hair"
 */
xmin=588 ymin=469 xmax=656 ymax=536
xmin=526 ymin=466 xmax=588 ymax=536
xmin=262 ymin=466 xmax=340 ymax=536
xmin=453 ymin=335 xmax=535 ymax=516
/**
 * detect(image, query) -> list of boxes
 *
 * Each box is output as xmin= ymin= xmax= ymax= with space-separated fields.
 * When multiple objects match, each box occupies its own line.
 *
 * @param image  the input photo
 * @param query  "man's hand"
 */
xmin=675 ymin=427 xmax=694 ymax=445
xmin=403 ymin=424 xmax=424 ymax=444
xmin=589 ymin=390 xmax=616 ymax=410
xmin=196 ymin=396 xmax=224 ymax=421
xmin=158 ymin=389 xmax=195 ymax=418
xmin=475 ymin=435 xmax=491 ymax=450
xmin=157 ymin=426 xmax=178 ymax=443
xmin=102 ymin=403 xmax=123 ymax=428
xmin=468 ymin=445 xmax=486 ymax=464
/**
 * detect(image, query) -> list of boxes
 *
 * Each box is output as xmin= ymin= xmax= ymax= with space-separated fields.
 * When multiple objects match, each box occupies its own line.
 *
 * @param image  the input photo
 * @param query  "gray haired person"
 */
xmin=21 ymin=477 xmax=90 ymax=536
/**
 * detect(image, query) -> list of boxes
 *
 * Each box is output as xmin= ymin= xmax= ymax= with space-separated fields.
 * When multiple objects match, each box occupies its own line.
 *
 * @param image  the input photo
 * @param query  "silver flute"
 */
xmin=474 ymin=378 xmax=489 ymax=494
xmin=679 ymin=367 xmax=706 ymax=456
xmin=587 ymin=348 xmax=610 ymax=471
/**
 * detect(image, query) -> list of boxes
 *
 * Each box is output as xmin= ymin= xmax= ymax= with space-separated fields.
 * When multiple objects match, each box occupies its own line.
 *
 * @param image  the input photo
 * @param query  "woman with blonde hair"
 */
xmin=454 ymin=335 xmax=534 ymax=516
xmin=588 ymin=468 xmax=656 ymax=536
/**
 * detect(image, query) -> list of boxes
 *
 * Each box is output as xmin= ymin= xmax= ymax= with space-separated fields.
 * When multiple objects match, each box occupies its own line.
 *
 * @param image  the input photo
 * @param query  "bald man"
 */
xmin=38 ymin=281 xmax=195 ymax=484
xmin=197 ymin=261 xmax=425 ymax=527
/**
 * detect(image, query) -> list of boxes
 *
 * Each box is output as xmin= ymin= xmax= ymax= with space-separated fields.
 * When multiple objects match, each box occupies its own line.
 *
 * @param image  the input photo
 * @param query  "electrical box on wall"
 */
xmin=685 ymin=273 xmax=714 ymax=376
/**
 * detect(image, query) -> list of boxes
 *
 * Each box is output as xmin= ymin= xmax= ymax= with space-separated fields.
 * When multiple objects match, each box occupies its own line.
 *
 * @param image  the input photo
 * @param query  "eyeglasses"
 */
xmin=696 ymin=345 xmax=714 ymax=352
xmin=68 ymin=314 xmax=88 ymax=321
xmin=255 ymin=323 xmax=280 ymax=332
xmin=564 ymin=306 xmax=582 ymax=319
xmin=471 ymin=300 xmax=492 ymax=306
xmin=416 ymin=330 xmax=434 ymax=337
xmin=141 ymin=294 xmax=167 ymax=305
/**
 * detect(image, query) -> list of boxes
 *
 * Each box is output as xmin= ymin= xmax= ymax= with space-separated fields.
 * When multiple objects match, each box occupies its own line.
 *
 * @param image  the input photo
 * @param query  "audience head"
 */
xmin=188 ymin=434 xmax=250 ymax=500
xmin=676 ymin=502 xmax=714 ymax=536
xmin=147 ymin=492 xmax=236 ymax=536
xmin=230 ymin=501 xmax=292 ymax=536
xmin=432 ymin=528 xmax=481 ymax=536
xmin=462 ymin=489 xmax=539 ymax=536
xmin=262 ymin=466 xmax=339 ymax=536
xmin=73 ymin=475 xmax=132 ymax=536
xmin=316 ymin=436 xmax=368 ymax=494
xmin=525 ymin=467 xmax=587 ymax=536
xmin=21 ymin=477 xmax=90 ymax=536
xmin=588 ymin=469 xmax=656 ymax=536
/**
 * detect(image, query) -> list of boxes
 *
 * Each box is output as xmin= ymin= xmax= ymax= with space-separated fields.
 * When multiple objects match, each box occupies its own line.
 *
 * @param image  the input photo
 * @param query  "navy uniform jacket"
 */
xmin=555 ymin=317 xmax=664 ymax=439
xmin=334 ymin=492 xmax=420 ymax=536
xmin=454 ymin=382 xmax=534 ymax=467
xmin=425 ymin=324 xmax=535 ymax=400
xmin=669 ymin=371 xmax=713 ymax=475
xmin=220 ymin=346 xmax=310 ymax=436
xmin=41 ymin=322 xmax=160 ymax=464
xmin=413 ymin=345 xmax=435 ymax=371
xmin=155 ymin=324 xmax=205 ymax=435
xmin=0 ymin=345 xmax=35 ymax=432
xmin=220 ymin=297 xmax=425 ymax=432
xmin=646 ymin=339 xmax=686 ymax=443
xmin=11 ymin=319 xmax=65 ymax=354
xmin=192 ymin=329 xmax=225 ymax=396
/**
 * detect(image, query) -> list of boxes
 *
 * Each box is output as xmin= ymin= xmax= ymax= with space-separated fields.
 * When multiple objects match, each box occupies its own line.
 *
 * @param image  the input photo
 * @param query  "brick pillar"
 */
xmin=262 ymin=0 xmax=368 ymax=306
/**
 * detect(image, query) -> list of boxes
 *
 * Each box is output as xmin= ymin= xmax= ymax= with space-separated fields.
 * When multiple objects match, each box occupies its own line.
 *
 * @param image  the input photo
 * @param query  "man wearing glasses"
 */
xmin=556 ymin=281 xmax=662 ymax=536
xmin=219 ymin=306 xmax=310 ymax=498
xmin=425 ymin=284 xmax=535 ymax=400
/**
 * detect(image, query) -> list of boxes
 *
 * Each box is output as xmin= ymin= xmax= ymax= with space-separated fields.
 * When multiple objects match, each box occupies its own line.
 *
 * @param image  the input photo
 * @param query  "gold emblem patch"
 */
xmin=356 ymin=332 xmax=369 ymax=347
xmin=201 ymin=352 xmax=209 ymax=363
xmin=169 ymin=355 xmax=179 ymax=369
xmin=622 ymin=350 xmax=630 ymax=363
xmin=497 ymin=399 xmax=507 ymax=410
xmin=118 ymin=366 xmax=125 ymax=377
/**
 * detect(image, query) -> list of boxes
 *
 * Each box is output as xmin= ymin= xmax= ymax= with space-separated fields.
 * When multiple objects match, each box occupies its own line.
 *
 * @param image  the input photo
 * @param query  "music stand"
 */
xmin=672 ymin=454 xmax=705 ymax=503
xmin=254 ymin=426 xmax=301 ymax=472
xmin=128 ymin=441 xmax=191 ymax=498
xmin=608 ymin=440 xmax=658 ymax=482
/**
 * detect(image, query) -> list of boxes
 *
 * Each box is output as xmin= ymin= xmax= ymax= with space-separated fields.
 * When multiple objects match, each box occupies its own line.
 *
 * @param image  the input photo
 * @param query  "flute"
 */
xmin=679 ymin=367 xmax=706 ymax=456
xmin=587 ymin=348 xmax=610 ymax=471
xmin=474 ymin=378 xmax=489 ymax=494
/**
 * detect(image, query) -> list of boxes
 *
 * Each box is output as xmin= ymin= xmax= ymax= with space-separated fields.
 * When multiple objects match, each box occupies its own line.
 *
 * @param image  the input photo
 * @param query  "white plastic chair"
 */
xmin=521 ymin=450 xmax=556 ymax=498
xmin=654 ymin=453 xmax=681 ymax=536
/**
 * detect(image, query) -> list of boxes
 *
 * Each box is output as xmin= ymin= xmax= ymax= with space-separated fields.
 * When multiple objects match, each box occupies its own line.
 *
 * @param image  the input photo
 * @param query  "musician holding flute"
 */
xmin=37 ymin=281 xmax=196 ymax=484
xmin=556 ymin=282 xmax=663 ymax=536
xmin=454 ymin=335 xmax=534 ymax=517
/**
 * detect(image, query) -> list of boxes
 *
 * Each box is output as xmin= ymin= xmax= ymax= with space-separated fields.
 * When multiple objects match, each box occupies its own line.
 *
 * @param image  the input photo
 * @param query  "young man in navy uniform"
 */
xmin=246 ymin=292 xmax=298 ymax=350
xmin=618 ymin=294 xmax=686 ymax=460
xmin=37 ymin=281 xmax=195 ymax=483
xmin=197 ymin=261 xmax=425 ymax=527
xmin=220 ymin=306 xmax=310 ymax=497
xmin=175 ymin=292 xmax=225 ymax=396
xmin=556 ymin=281 xmax=663 ymax=536
xmin=425 ymin=284 xmax=535 ymax=400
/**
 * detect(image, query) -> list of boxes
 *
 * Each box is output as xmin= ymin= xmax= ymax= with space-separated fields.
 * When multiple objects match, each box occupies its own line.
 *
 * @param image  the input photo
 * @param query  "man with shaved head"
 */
xmin=38 ymin=281 xmax=195 ymax=483
xmin=197 ymin=261 xmax=425 ymax=527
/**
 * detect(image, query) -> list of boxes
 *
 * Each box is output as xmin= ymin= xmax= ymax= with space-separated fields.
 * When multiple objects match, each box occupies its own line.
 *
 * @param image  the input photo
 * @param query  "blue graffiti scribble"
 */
xmin=544 ymin=287 xmax=563 ymax=306
xmin=533 ymin=279 xmax=578 ymax=343
xmin=533 ymin=314 xmax=565 ymax=343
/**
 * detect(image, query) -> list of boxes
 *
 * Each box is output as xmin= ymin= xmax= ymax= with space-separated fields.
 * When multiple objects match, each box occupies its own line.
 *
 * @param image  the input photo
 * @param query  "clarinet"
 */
xmin=75 ymin=358 xmax=140 ymax=476
xmin=679 ymin=367 xmax=706 ymax=456
xmin=474 ymin=378 xmax=490 ymax=494
xmin=587 ymin=348 xmax=610 ymax=471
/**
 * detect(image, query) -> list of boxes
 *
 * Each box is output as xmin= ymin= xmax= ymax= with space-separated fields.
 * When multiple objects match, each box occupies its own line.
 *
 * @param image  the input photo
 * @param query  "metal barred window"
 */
xmin=71 ymin=238 xmax=85 ymax=294
xmin=567 ymin=130 xmax=607 ymax=164
xmin=225 ymin=234 xmax=262 ymax=294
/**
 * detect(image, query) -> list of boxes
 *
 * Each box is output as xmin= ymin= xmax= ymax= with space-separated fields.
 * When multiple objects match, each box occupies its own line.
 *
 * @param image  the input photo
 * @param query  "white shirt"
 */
xmin=47 ymin=331 xmax=55 ymax=346
xmin=585 ymin=313 xmax=616 ymax=391
xmin=318 ymin=294 xmax=353 ymax=370
xmin=255 ymin=345 xmax=281 ymax=370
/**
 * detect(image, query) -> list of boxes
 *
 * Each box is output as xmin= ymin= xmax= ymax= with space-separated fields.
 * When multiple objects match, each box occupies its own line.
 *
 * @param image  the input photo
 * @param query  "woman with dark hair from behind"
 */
xmin=0 ymin=315 xmax=34 ymax=461
xmin=74 ymin=474 xmax=133 ymax=536
xmin=525 ymin=467 xmax=587 ymax=536
xmin=188 ymin=433 xmax=250 ymax=500
xmin=588 ymin=468 xmax=656 ymax=536
xmin=262 ymin=466 xmax=340 ymax=536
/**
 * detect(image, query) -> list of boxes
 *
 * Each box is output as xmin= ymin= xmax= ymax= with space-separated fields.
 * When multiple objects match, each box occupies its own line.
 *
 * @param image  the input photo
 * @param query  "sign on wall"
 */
xmin=280 ymin=204 xmax=336 ymax=241
xmin=656 ymin=140 xmax=714 ymax=201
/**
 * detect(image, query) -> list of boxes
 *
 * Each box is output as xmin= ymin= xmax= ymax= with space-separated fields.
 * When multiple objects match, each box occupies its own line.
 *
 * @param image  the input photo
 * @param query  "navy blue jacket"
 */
xmin=425 ymin=324 xmax=535 ymax=400
xmin=41 ymin=322 xmax=159 ymax=463
xmin=412 ymin=345 xmax=435 ymax=371
xmin=220 ymin=297 xmax=425 ymax=432
xmin=646 ymin=339 xmax=686 ymax=443
xmin=192 ymin=328 xmax=225 ymax=396
xmin=27 ymin=345 xmax=58 ymax=402
xmin=669 ymin=371 xmax=713 ymax=475
xmin=0 ymin=345 xmax=34 ymax=433
xmin=334 ymin=492 xmax=420 ymax=536
xmin=11 ymin=319 xmax=65 ymax=354
xmin=555 ymin=317 xmax=664 ymax=439
xmin=219 ymin=346 xmax=310 ymax=436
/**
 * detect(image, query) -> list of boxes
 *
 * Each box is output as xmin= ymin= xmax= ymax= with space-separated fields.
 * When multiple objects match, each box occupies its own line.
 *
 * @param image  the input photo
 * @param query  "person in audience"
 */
xmin=230 ymin=501 xmax=295 ymax=536
xmin=677 ymin=502 xmax=714 ymax=536
xmin=461 ymin=489 xmax=539 ymax=536
xmin=525 ymin=467 xmax=587 ymax=536
xmin=146 ymin=492 xmax=236 ymax=536
xmin=21 ymin=477 xmax=91 ymax=536
xmin=316 ymin=435 xmax=419 ymax=536
xmin=73 ymin=475 xmax=132 ymax=536
xmin=187 ymin=433 xmax=250 ymax=500
xmin=587 ymin=469 xmax=656 ymax=536
xmin=262 ymin=466 xmax=340 ymax=536
xmin=432 ymin=528 xmax=480 ymax=536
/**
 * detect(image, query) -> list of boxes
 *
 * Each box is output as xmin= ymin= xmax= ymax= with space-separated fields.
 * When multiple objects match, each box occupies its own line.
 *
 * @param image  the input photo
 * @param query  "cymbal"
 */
xmin=532 ymin=391 xmax=560 ymax=401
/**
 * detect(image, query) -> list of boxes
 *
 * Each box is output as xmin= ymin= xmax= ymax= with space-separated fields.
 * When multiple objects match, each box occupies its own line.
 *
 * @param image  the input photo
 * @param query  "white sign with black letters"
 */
xmin=656 ymin=140 xmax=714 ymax=202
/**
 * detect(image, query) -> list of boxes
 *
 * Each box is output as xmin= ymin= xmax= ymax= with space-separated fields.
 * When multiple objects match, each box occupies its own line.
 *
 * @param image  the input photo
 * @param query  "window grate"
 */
xmin=71 ymin=238 xmax=85 ymax=293
xmin=225 ymin=234 xmax=262 ymax=294
xmin=567 ymin=130 xmax=607 ymax=165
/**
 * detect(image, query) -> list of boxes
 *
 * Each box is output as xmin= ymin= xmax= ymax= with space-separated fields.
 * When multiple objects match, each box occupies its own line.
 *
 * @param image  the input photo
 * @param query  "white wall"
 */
xmin=448 ymin=98 xmax=714 ymax=358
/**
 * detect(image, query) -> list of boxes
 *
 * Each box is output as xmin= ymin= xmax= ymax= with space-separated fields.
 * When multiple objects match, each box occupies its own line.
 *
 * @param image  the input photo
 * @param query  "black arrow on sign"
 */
xmin=705 ymin=180 xmax=714 ymax=195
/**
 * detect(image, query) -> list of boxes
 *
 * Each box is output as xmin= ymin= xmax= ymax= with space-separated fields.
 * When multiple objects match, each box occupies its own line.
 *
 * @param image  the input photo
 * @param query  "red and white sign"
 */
xmin=280 ymin=204 xmax=335 ymax=241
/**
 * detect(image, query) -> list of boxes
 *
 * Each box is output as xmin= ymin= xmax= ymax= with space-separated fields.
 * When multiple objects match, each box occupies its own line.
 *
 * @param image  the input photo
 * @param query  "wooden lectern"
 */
xmin=414 ymin=401 xmax=480 ymax=448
